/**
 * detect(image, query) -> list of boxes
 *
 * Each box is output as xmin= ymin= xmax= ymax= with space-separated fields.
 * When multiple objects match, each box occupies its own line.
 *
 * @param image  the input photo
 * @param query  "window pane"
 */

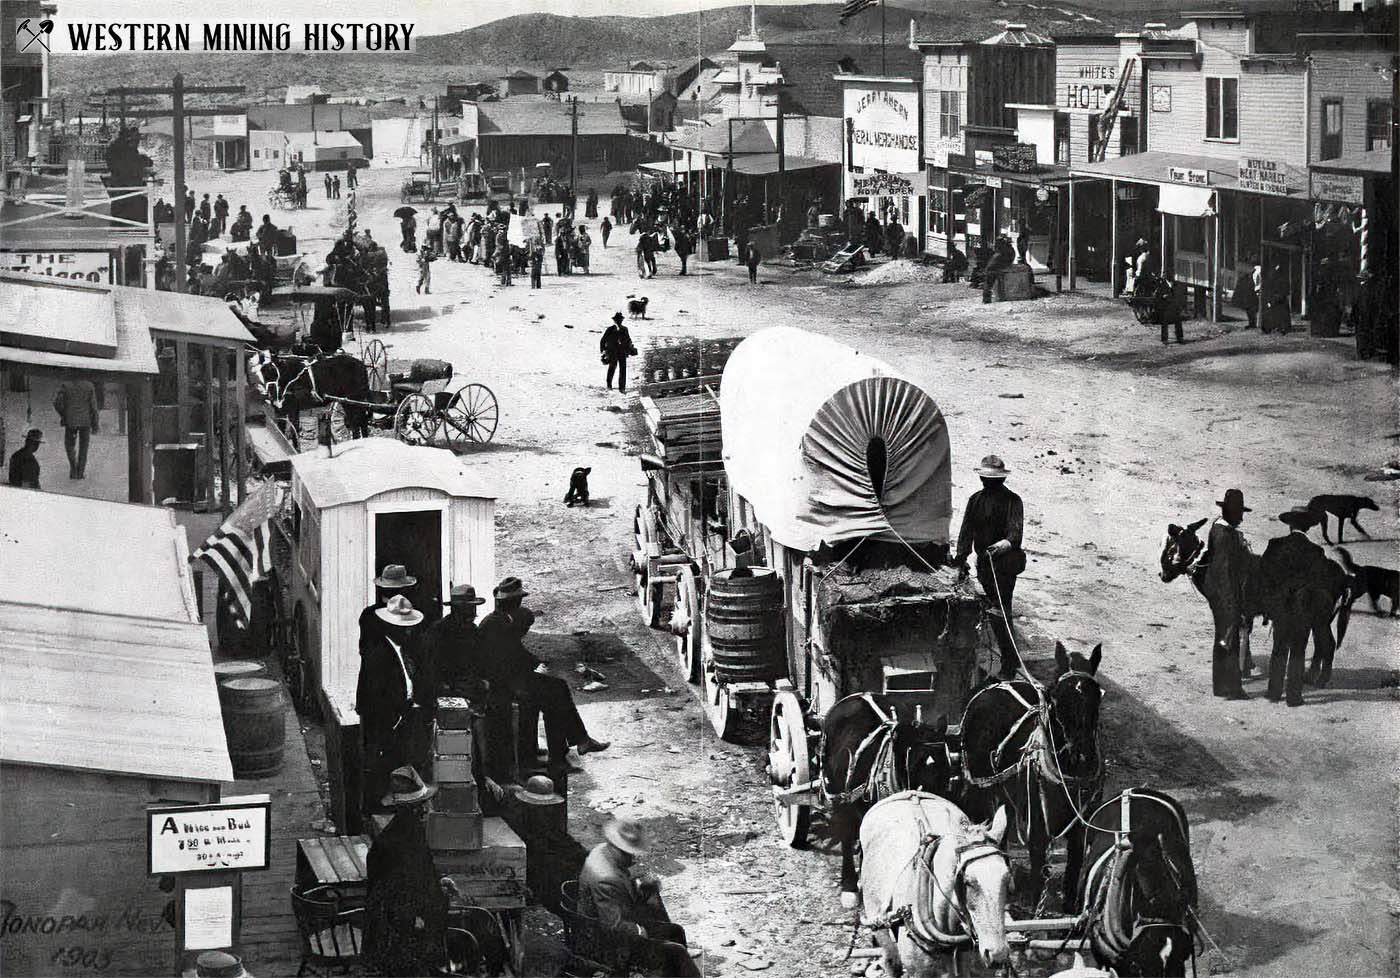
xmin=1206 ymin=78 xmax=1220 ymax=139
xmin=1325 ymin=101 xmax=1343 ymax=136
xmin=1222 ymin=78 xmax=1238 ymax=139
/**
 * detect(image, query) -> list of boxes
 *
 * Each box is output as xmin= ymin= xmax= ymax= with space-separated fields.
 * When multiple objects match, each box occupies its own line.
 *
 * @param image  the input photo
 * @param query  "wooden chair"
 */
xmin=289 ymin=884 xmax=364 ymax=977
xmin=557 ymin=881 xmax=628 ymax=978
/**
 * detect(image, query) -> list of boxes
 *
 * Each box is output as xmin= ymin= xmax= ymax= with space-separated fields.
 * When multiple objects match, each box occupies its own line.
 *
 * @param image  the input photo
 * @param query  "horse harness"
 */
xmin=826 ymin=694 xmax=907 ymax=807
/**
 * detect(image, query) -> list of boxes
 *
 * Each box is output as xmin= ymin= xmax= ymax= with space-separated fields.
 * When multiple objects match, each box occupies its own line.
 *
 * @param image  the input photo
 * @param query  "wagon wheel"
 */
xmin=502 ymin=909 xmax=525 ymax=977
xmin=769 ymin=690 xmax=812 ymax=848
xmin=443 ymin=383 xmax=500 ymax=446
xmin=633 ymin=506 xmax=663 ymax=628
xmin=671 ymin=565 xmax=702 ymax=684
xmin=285 ymin=603 xmax=310 ymax=714
xmin=702 ymin=647 xmax=738 ymax=742
xmin=327 ymin=401 xmax=351 ymax=443
xmin=394 ymin=392 xmax=439 ymax=445
xmin=364 ymin=339 xmax=389 ymax=393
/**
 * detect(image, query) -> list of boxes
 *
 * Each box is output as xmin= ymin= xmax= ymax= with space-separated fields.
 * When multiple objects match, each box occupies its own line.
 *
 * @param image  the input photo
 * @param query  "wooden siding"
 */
xmin=921 ymin=52 xmax=969 ymax=160
xmin=0 ymin=765 xmax=218 ymax=977
xmin=1309 ymin=50 xmax=1394 ymax=162
xmin=967 ymin=46 xmax=1056 ymax=131
xmin=478 ymin=133 xmax=667 ymax=175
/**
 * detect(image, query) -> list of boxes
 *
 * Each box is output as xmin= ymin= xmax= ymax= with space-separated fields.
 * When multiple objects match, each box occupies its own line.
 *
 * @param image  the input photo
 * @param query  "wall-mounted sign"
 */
xmin=147 ymin=797 xmax=271 ymax=875
xmin=0 ymin=249 xmax=112 ymax=284
xmin=992 ymin=143 xmax=1038 ymax=173
xmin=984 ymin=175 xmax=1004 ymax=189
xmin=1237 ymin=157 xmax=1288 ymax=196
xmin=1310 ymin=171 xmax=1364 ymax=205
xmin=844 ymin=82 xmax=920 ymax=174
xmin=853 ymin=172 xmax=916 ymax=197
xmin=1150 ymin=85 xmax=1172 ymax=113
xmin=1168 ymin=166 xmax=1209 ymax=186
xmin=927 ymin=135 xmax=965 ymax=171
xmin=211 ymin=114 xmax=247 ymax=138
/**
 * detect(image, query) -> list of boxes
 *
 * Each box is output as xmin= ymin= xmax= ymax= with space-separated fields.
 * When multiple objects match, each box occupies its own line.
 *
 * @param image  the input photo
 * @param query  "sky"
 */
xmin=52 ymin=0 xmax=833 ymax=37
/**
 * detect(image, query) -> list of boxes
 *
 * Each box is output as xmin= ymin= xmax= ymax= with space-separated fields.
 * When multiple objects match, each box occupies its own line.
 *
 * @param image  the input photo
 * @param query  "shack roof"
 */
xmin=0 ymin=274 xmax=159 ymax=375
xmin=0 ymin=601 xmax=232 ymax=783
xmin=289 ymin=438 xmax=496 ymax=509
xmin=0 ymin=488 xmax=201 ymax=622
xmin=476 ymin=100 xmax=627 ymax=137
xmin=113 ymin=284 xmax=254 ymax=346
xmin=247 ymin=103 xmax=371 ymax=131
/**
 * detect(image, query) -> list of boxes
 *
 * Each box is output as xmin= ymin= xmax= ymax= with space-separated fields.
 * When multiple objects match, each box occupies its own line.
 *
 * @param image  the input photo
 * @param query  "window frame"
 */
xmin=939 ymin=90 xmax=961 ymax=140
xmin=1320 ymin=97 xmax=1344 ymax=160
xmin=1204 ymin=75 xmax=1239 ymax=142
xmin=1364 ymin=98 xmax=1391 ymax=152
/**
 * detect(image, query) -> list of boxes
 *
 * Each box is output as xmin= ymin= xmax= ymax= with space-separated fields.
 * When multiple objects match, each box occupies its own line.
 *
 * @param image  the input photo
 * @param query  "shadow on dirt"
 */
xmin=1197 ymin=893 xmax=1322 ymax=972
xmin=530 ymin=630 xmax=679 ymax=707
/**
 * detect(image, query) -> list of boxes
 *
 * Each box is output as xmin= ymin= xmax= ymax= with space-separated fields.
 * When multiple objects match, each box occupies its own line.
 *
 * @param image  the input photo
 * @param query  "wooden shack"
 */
xmin=0 ymin=488 xmax=232 ymax=977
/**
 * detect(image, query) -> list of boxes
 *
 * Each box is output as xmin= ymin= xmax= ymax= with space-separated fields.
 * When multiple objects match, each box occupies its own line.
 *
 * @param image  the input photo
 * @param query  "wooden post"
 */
xmin=217 ymin=349 xmax=230 ymax=516
xmin=172 ymin=73 xmax=187 ymax=294
xmin=127 ymin=378 xmax=154 ymax=504
xmin=234 ymin=348 xmax=246 ymax=503
xmin=203 ymin=344 xmax=216 ymax=512
xmin=175 ymin=338 xmax=190 ymax=441
xmin=1055 ymin=185 xmax=1063 ymax=294
xmin=1109 ymin=178 xmax=1119 ymax=297
xmin=1067 ymin=178 xmax=1076 ymax=290
xmin=1211 ymin=196 xmax=1222 ymax=323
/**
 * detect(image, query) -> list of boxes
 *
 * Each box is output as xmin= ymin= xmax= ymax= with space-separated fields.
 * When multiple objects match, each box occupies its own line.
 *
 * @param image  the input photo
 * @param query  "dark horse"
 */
xmin=959 ymin=641 xmax=1104 ymax=913
xmin=248 ymin=349 xmax=372 ymax=441
xmin=1077 ymin=788 xmax=1198 ymax=977
xmin=1159 ymin=518 xmax=1352 ymax=684
xmin=819 ymin=693 xmax=956 ymax=908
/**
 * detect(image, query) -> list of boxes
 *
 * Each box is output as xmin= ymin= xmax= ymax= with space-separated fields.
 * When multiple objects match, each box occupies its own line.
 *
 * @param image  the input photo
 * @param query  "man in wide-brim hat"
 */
xmin=417 ymin=583 xmax=489 ymax=709
xmin=357 ymin=595 xmax=429 ymax=814
xmin=359 ymin=564 xmax=418 ymax=656
xmin=1256 ymin=506 xmax=1330 ymax=706
xmin=1203 ymin=488 xmax=1255 ymax=699
xmin=954 ymin=455 xmax=1027 ymax=678
xmin=578 ymin=817 xmax=701 ymax=977
xmin=363 ymin=765 xmax=447 ymax=977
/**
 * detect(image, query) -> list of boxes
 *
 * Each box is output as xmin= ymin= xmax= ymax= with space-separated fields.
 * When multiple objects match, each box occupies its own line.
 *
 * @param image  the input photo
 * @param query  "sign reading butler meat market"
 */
xmin=1238 ymin=157 xmax=1288 ymax=196
xmin=843 ymin=80 xmax=920 ymax=175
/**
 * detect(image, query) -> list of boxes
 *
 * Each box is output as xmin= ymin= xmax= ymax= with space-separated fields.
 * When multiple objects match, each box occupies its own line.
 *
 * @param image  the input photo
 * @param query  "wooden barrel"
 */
xmin=218 ymin=677 xmax=286 ymax=779
xmin=214 ymin=659 xmax=267 ymax=683
xmin=706 ymin=568 xmax=786 ymax=683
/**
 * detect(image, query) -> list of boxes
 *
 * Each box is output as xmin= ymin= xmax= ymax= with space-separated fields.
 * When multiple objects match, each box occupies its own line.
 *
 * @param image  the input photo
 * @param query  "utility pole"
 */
xmin=109 ymin=75 xmax=244 ymax=293
xmin=570 ymin=96 xmax=579 ymax=205
xmin=432 ymin=95 xmax=439 ymax=180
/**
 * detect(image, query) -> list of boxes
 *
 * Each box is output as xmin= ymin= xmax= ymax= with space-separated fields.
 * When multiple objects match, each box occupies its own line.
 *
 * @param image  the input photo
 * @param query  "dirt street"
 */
xmin=193 ymin=163 xmax=1397 ymax=977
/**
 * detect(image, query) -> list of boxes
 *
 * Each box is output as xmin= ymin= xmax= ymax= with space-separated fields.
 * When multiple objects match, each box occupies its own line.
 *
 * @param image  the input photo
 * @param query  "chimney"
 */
xmin=909 ymin=18 xmax=917 ymax=49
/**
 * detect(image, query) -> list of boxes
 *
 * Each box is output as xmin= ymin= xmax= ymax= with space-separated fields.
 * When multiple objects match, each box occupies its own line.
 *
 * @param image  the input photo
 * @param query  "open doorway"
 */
xmin=374 ymin=508 xmax=444 ymax=624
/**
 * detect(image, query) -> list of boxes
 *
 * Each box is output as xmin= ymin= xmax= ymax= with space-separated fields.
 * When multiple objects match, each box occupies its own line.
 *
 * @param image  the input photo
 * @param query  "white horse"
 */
xmin=859 ymin=791 xmax=1011 ymax=977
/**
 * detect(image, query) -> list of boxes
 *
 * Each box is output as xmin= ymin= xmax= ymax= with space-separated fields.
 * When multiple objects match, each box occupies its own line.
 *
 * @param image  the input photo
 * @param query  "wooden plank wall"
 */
xmin=451 ymin=497 xmax=498 ymax=610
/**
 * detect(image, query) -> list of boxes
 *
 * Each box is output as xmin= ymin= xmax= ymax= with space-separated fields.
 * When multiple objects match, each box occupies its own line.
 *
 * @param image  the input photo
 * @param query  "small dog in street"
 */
xmin=1336 ymin=548 xmax=1399 ymax=616
xmin=564 ymin=467 xmax=591 ymax=507
xmin=627 ymin=296 xmax=649 ymax=319
xmin=1306 ymin=494 xmax=1379 ymax=543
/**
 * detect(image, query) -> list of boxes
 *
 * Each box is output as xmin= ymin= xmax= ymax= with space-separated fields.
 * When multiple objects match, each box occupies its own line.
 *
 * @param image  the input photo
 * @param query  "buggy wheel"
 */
xmin=364 ymin=339 xmax=389 ymax=393
xmin=634 ymin=507 xmax=662 ymax=628
xmin=769 ymin=690 xmax=812 ymax=847
xmin=286 ymin=603 xmax=310 ymax=713
xmin=703 ymin=648 xmax=738 ymax=742
xmin=443 ymin=383 xmax=499 ymax=446
xmin=327 ymin=401 xmax=351 ymax=443
xmin=672 ymin=565 xmax=702 ymax=684
xmin=394 ymin=392 xmax=439 ymax=445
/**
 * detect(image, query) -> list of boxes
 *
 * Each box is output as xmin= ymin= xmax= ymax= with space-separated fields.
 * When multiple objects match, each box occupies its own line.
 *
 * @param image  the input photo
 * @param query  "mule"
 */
xmin=1077 ymin=788 xmax=1198 ymax=977
xmin=819 ymin=694 xmax=956 ymax=909
xmin=858 ymin=792 xmax=1010 ymax=977
xmin=959 ymin=641 xmax=1104 ymax=914
xmin=248 ymin=349 xmax=372 ymax=439
xmin=1159 ymin=518 xmax=1353 ymax=683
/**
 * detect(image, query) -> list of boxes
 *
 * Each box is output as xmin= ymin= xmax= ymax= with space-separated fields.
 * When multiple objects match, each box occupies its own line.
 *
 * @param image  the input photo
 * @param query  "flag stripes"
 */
xmin=193 ymin=483 xmax=279 ymax=631
xmin=839 ymin=0 xmax=880 ymax=25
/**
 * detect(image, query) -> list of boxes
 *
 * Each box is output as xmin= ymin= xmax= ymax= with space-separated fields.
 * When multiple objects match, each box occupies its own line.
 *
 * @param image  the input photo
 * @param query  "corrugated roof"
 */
xmin=114 ymin=284 xmax=254 ymax=345
xmin=0 ymin=601 xmax=232 ymax=783
xmin=248 ymin=103 xmax=371 ymax=132
xmin=289 ymin=438 xmax=495 ymax=509
xmin=477 ymin=101 xmax=627 ymax=137
xmin=0 ymin=488 xmax=201 ymax=622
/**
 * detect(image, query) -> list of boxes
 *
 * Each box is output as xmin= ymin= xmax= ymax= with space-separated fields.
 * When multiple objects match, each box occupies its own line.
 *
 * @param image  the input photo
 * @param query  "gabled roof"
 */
xmin=502 ymin=70 xmax=540 ymax=80
xmin=667 ymin=119 xmax=776 ymax=156
xmin=290 ymin=130 xmax=364 ymax=149
xmin=629 ymin=60 xmax=659 ymax=71
xmin=983 ymin=23 xmax=1053 ymax=46
xmin=476 ymin=100 xmax=627 ymax=137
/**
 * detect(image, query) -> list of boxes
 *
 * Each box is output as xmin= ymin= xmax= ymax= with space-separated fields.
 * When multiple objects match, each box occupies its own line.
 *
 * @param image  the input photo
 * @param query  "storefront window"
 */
xmin=1205 ymin=77 xmax=1239 ymax=140
xmin=1321 ymin=99 xmax=1344 ymax=160
xmin=928 ymin=189 xmax=948 ymax=236
xmin=1054 ymin=115 xmax=1070 ymax=165
xmin=1177 ymin=215 xmax=1207 ymax=255
xmin=939 ymin=91 xmax=961 ymax=139
xmin=1367 ymin=100 xmax=1392 ymax=151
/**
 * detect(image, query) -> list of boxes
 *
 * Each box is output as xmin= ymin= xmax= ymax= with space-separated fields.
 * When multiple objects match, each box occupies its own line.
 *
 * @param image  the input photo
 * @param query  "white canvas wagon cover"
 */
xmin=720 ymin=327 xmax=952 ymax=551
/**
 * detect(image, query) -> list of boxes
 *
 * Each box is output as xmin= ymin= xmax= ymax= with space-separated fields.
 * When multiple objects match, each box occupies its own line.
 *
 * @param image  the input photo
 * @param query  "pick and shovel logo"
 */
xmin=15 ymin=17 xmax=54 ymax=53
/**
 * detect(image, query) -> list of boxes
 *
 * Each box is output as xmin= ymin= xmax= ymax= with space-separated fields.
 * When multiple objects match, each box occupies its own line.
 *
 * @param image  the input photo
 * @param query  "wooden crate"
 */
xmin=434 ymin=817 xmax=527 ymax=909
xmin=433 ymin=726 xmax=474 ymax=756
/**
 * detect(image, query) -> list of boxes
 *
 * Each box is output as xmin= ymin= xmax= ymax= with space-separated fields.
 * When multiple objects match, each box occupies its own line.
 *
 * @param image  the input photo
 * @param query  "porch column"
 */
xmin=1110 ymin=179 xmax=1120 ymax=297
xmin=126 ymin=377 xmax=154 ymax=504
xmin=1067 ymin=179 xmax=1076 ymax=290
xmin=1211 ymin=194 xmax=1222 ymax=323
xmin=235 ymin=346 xmax=246 ymax=502
xmin=203 ymin=343 xmax=216 ymax=511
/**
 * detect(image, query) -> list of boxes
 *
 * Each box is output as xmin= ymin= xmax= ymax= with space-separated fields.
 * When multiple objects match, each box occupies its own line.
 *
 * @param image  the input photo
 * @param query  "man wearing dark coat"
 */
xmin=363 ymin=766 xmax=448 ymax=977
xmin=1202 ymin=488 xmax=1254 ymax=698
xmin=476 ymin=577 xmax=608 ymax=776
xmin=1257 ymin=507 xmax=1334 ymax=705
xmin=359 ymin=564 xmax=418 ymax=657
xmin=357 ymin=595 xmax=429 ymax=812
xmin=955 ymin=455 xmax=1026 ymax=679
xmin=601 ymin=313 xmax=636 ymax=393
xmin=417 ymin=584 xmax=488 ymax=706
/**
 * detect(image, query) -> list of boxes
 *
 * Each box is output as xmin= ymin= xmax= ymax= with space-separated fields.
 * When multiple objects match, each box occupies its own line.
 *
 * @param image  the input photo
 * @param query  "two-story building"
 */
xmin=836 ymin=50 xmax=925 ymax=243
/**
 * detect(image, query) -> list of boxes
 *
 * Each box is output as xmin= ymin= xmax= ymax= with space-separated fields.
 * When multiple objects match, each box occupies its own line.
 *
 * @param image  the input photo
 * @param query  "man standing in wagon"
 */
xmin=954 ymin=455 xmax=1026 ymax=679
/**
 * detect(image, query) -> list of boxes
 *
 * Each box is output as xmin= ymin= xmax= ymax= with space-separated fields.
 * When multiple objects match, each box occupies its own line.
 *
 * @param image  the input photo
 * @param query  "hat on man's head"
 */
xmin=604 ymin=816 xmax=650 ymax=855
xmin=375 ymin=564 xmax=417 ymax=589
xmin=612 ymin=312 xmax=624 ymax=323
xmin=1216 ymin=488 xmax=1251 ymax=513
xmin=380 ymin=765 xmax=437 ymax=807
xmin=1278 ymin=505 xmax=1320 ymax=530
xmin=494 ymin=576 xmax=529 ymax=602
xmin=974 ymin=455 xmax=1010 ymax=479
xmin=442 ymin=584 xmax=487 ymax=608
xmin=376 ymin=594 xmax=424 ymax=627
xmin=23 ymin=428 xmax=42 ymax=444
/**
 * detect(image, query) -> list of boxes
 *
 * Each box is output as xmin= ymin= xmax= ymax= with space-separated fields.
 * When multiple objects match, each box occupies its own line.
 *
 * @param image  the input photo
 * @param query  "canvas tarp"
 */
xmin=720 ymin=326 xmax=952 ymax=551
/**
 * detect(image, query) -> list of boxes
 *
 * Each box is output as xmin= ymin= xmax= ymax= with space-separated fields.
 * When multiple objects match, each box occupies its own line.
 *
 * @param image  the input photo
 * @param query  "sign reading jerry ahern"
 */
xmin=147 ymin=797 xmax=272 ymax=875
xmin=844 ymin=82 xmax=920 ymax=175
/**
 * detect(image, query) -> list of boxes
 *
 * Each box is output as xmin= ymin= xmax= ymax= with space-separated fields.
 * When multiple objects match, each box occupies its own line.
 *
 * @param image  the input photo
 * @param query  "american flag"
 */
xmin=839 ymin=0 xmax=880 ymax=24
xmin=193 ymin=482 xmax=281 ymax=630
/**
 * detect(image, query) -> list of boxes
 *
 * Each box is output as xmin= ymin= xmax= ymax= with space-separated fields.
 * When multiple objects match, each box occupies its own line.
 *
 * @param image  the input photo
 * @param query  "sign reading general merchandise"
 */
xmin=1238 ymin=157 xmax=1288 ymax=196
xmin=1310 ymin=171 xmax=1364 ymax=205
xmin=147 ymin=797 xmax=272 ymax=875
xmin=844 ymin=82 xmax=920 ymax=174
xmin=0 ymin=249 xmax=112 ymax=284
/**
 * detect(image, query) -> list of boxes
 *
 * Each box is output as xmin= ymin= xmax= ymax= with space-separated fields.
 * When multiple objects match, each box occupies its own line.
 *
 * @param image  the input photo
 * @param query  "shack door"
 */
xmin=374 ymin=509 xmax=443 ymax=623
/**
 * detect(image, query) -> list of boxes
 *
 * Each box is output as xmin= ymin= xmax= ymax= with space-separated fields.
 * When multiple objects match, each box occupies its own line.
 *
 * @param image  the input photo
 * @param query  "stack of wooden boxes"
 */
xmin=427 ymin=698 xmax=483 ymax=852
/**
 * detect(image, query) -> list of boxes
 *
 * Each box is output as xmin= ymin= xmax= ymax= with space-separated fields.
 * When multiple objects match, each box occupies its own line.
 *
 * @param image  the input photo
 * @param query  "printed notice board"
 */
xmin=147 ymin=796 xmax=272 ymax=875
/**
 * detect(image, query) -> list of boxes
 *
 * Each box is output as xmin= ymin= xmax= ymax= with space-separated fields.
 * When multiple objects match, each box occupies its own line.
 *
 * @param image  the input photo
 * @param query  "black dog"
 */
xmin=626 ymin=296 xmax=649 ymax=319
xmin=563 ymin=467 xmax=591 ymax=507
xmin=1336 ymin=548 xmax=1399 ymax=617
xmin=1307 ymin=494 xmax=1379 ymax=543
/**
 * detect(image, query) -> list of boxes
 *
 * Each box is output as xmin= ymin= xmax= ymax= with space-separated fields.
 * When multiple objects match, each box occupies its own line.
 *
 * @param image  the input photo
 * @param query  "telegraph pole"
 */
xmin=432 ymin=96 xmax=440 ymax=180
xmin=570 ymin=96 xmax=579 ymax=206
xmin=108 ymin=75 xmax=245 ymax=293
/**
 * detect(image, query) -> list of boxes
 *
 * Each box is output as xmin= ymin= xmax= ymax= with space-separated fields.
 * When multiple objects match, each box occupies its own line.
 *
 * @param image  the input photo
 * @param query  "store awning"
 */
xmin=639 ymin=159 xmax=707 ymax=174
xmin=439 ymin=134 xmax=476 ymax=149
xmin=1071 ymin=150 xmax=1240 ymax=192
xmin=729 ymin=154 xmax=837 ymax=176
xmin=1157 ymin=184 xmax=1215 ymax=218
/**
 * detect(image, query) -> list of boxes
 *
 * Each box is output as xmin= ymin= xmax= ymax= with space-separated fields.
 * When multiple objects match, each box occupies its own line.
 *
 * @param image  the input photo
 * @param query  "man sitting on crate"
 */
xmin=577 ymin=817 xmax=701 ymax=977
xmin=476 ymin=577 xmax=610 ymax=778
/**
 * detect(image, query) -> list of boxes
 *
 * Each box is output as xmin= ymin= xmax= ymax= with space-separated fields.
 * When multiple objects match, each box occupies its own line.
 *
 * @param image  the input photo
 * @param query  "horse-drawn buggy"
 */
xmin=401 ymin=170 xmax=440 ymax=204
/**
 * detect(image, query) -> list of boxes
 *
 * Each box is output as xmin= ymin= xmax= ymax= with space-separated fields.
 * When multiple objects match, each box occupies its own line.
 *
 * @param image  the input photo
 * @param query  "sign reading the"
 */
xmin=844 ymin=82 xmax=920 ymax=174
xmin=1150 ymin=85 xmax=1172 ymax=113
xmin=1310 ymin=171 xmax=1364 ymax=204
xmin=0 ymin=250 xmax=111 ymax=284
xmin=1237 ymin=157 xmax=1288 ymax=196
xmin=1168 ymin=166 xmax=1209 ymax=186
xmin=147 ymin=797 xmax=271 ymax=875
